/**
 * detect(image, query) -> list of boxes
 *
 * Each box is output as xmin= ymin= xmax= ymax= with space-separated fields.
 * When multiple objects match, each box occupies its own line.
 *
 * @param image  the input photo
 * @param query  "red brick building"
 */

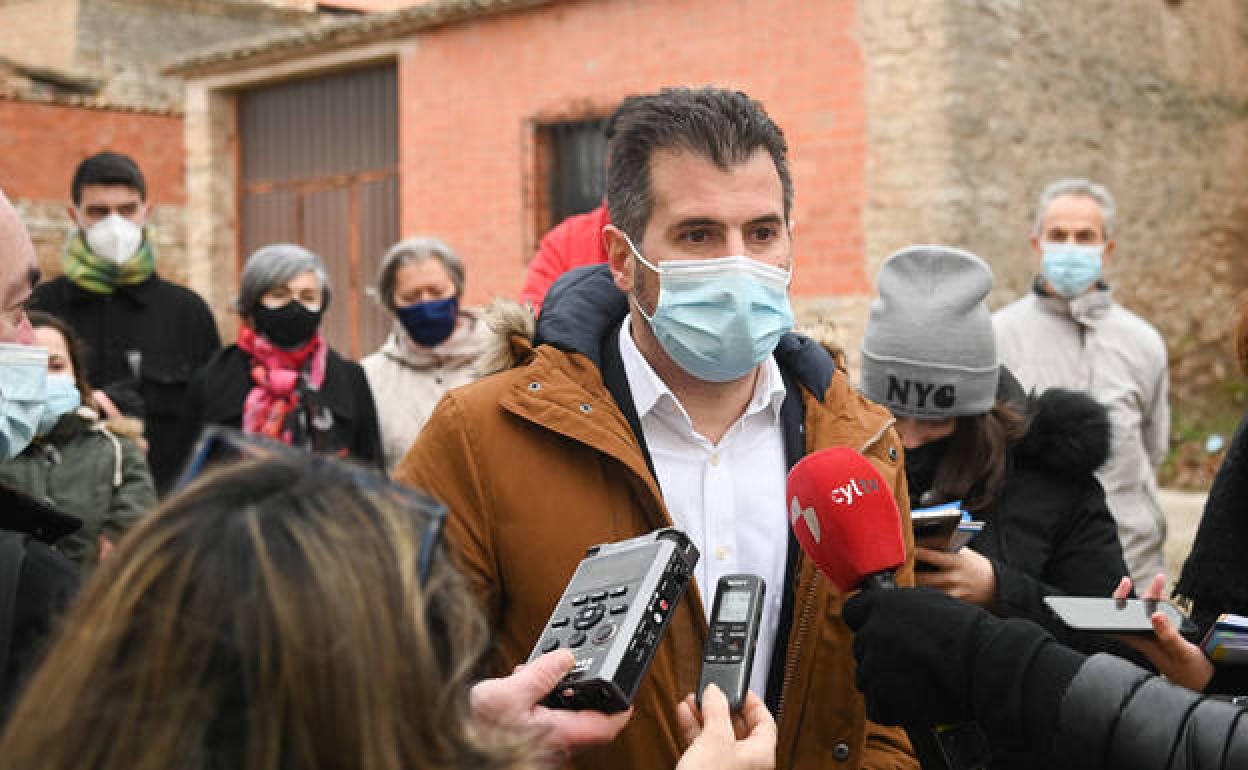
xmin=169 ymin=0 xmax=869 ymax=356
xmin=169 ymin=0 xmax=1248 ymax=431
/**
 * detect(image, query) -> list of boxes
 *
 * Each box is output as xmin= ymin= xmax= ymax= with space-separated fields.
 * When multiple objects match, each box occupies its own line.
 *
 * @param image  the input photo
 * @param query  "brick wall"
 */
xmin=396 ymin=0 xmax=868 ymax=305
xmin=863 ymin=0 xmax=1248 ymax=421
xmin=0 ymin=98 xmax=189 ymax=282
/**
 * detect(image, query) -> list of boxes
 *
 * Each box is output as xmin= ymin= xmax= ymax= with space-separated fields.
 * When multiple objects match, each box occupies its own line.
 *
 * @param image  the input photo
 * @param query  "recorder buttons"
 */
xmin=609 ymin=585 xmax=628 ymax=597
xmin=590 ymin=590 xmax=608 ymax=602
xmin=591 ymin=623 xmax=617 ymax=645
xmin=568 ymin=631 xmax=587 ymax=648
xmin=574 ymin=605 xmax=606 ymax=630
xmin=551 ymin=616 xmax=570 ymax=628
xmin=571 ymin=594 xmax=589 ymax=606
xmin=541 ymin=636 xmax=560 ymax=653
xmin=610 ymin=604 xmax=628 ymax=615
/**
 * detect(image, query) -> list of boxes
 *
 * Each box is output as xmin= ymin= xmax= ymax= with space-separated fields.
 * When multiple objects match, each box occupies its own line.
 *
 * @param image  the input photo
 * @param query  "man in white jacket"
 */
xmin=994 ymin=178 xmax=1169 ymax=589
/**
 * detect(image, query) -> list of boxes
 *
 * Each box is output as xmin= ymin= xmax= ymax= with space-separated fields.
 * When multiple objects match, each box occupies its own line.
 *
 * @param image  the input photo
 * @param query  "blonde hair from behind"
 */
xmin=0 ymin=453 xmax=547 ymax=770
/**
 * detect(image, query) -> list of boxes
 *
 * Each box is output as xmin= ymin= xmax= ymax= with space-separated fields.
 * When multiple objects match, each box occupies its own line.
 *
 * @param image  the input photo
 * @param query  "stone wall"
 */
xmin=77 ymin=0 xmax=318 ymax=110
xmin=0 ymin=0 xmax=79 ymax=73
xmin=863 ymin=0 xmax=1248 ymax=425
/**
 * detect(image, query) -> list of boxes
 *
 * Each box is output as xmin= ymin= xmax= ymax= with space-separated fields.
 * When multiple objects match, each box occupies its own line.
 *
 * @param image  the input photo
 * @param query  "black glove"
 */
xmin=843 ymin=587 xmax=1083 ymax=749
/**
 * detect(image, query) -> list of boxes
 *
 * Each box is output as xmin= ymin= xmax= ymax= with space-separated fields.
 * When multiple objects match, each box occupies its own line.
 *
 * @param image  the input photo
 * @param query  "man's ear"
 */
xmin=67 ymin=205 xmax=82 ymax=229
xmin=1029 ymin=234 xmax=1043 ymax=263
xmin=604 ymin=225 xmax=635 ymax=293
xmin=1102 ymin=238 xmax=1116 ymax=265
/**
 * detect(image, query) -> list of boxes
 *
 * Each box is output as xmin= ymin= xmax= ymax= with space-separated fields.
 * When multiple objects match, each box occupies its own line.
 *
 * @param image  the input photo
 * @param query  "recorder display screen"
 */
xmin=718 ymin=589 xmax=752 ymax=623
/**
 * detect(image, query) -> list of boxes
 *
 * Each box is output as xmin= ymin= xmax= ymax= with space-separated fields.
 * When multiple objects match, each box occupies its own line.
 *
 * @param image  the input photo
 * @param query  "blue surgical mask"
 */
xmin=625 ymin=236 xmax=794 ymax=383
xmin=0 ymin=344 xmax=49 ymax=459
xmin=36 ymin=375 xmax=81 ymax=436
xmin=1042 ymin=243 xmax=1103 ymax=299
xmin=397 ymin=296 xmax=459 ymax=348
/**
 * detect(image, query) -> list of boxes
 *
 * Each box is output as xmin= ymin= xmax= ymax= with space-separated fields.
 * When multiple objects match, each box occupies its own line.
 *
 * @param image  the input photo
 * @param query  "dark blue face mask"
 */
xmin=397 ymin=296 xmax=459 ymax=348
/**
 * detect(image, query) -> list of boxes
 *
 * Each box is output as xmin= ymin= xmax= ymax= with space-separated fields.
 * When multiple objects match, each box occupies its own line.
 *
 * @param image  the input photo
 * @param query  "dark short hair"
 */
xmin=28 ymin=310 xmax=91 ymax=409
xmin=71 ymin=152 xmax=146 ymax=204
xmin=606 ymin=87 xmax=793 ymax=242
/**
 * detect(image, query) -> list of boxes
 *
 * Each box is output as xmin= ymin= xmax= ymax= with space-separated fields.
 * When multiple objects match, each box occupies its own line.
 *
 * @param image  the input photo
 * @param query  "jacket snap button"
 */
xmin=527 ymin=382 xmax=541 ymax=392
xmin=579 ymin=403 xmax=592 ymax=413
xmin=832 ymin=742 xmax=850 ymax=761
xmin=887 ymin=446 xmax=897 ymax=462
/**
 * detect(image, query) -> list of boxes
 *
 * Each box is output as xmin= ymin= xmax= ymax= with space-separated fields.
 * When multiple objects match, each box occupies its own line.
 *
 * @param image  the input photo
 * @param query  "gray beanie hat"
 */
xmin=861 ymin=245 xmax=998 ymax=418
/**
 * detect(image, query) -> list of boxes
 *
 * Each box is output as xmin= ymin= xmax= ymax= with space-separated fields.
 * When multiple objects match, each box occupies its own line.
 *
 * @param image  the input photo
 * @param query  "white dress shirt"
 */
xmin=618 ymin=317 xmax=789 ymax=700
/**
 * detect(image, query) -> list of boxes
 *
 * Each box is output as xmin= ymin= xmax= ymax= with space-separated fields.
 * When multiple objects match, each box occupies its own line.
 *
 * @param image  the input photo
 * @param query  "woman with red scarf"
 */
xmin=186 ymin=244 xmax=382 ymax=469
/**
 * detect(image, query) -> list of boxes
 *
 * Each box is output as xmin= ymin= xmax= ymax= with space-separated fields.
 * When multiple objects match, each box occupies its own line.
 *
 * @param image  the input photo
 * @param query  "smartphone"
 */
xmin=1044 ymin=596 xmax=1198 ymax=636
xmin=698 ymin=574 xmax=765 ymax=712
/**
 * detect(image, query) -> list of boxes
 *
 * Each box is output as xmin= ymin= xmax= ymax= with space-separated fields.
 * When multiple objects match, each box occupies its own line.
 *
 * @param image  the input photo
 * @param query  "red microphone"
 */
xmin=786 ymin=446 xmax=906 ymax=592
xmin=788 ymin=446 xmax=991 ymax=770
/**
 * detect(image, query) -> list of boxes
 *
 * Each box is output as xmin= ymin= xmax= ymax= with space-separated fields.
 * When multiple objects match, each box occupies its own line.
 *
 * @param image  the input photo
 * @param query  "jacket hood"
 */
xmin=1015 ymin=387 xmax=1112 ymax=476
xmin=523 ymin=264 xmax=838 ymax=401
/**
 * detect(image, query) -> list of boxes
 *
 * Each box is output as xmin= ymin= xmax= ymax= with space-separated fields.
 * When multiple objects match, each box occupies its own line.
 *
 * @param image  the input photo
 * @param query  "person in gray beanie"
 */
xmin=861 ymin=245 xmax=1138 ymax=770
xmin=184 ymin=243 xmax=383 ymax=470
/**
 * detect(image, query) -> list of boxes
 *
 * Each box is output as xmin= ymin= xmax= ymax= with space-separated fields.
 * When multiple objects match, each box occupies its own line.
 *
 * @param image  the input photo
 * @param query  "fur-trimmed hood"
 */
xmin=1014 ymin=386 xmax=1112 ymax=476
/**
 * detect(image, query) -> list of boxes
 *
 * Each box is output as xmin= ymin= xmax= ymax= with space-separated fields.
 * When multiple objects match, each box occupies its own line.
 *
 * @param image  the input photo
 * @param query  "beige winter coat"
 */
xmin=360 ymin=312 xmax=491 ymax=472
xmin=994 ymin=284 xmax=1170 ymax=587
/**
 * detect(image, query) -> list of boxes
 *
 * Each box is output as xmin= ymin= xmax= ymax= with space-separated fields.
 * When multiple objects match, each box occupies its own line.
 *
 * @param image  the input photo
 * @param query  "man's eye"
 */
xmin=684 ymin=229 xmax=711 ymax=243
xmin=752 ymin=226 xmax=778 ymax=241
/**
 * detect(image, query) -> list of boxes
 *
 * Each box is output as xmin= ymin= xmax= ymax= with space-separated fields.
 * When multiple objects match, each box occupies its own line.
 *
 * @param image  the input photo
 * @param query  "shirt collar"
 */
xmin=618 ymin=316 xmax=786 ymax=425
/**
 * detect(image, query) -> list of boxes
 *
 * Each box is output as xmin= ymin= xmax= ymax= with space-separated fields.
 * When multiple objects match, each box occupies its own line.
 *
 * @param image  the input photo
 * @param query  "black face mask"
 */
xmin=253 ymin=301 xmax=323 ymax=349
xmin=904 ymin=434 xmax=954 ymax=508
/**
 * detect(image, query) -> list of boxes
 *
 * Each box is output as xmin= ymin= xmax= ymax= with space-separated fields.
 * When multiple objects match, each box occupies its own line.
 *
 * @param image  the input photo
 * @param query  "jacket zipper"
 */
xmin=774 ymin=569 xmax=817 ymax=722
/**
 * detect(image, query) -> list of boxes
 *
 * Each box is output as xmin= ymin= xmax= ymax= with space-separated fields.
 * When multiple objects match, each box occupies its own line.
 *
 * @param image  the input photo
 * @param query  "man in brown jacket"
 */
xmin=397 ymin=87 xmax=917 ymax=769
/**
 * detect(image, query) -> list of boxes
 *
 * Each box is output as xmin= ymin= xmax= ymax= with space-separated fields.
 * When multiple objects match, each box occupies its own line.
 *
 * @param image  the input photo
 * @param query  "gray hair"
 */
xmin=374 ymin=236 xmax=465 ymax=313
xmin=1033 ymin=178 xmax=1118 ymax=240
xmin=236 ymin=243 xmax=330 ymax=314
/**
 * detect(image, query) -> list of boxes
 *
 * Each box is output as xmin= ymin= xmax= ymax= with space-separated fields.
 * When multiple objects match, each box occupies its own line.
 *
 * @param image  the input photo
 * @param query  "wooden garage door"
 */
xmin=238 ymin=63 xmax=398 ymax=359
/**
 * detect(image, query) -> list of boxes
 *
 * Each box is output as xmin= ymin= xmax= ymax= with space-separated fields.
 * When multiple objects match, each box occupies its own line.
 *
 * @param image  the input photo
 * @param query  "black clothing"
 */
xmin=1177 ymin=414 xmax=1248 ymax=630
xmin=909 ymin=386 xmax=1130 ymax=640
xmin=30 ymin=274 xmax=221 ymax=492
xmin=0 ymin=486 xmax=80 ymax=719
xmin=845 ymin=587 xmax=1248 ymax=770
xmin=1174 ymin=413 xmax=1248 ymax=696
xmin=187 ymin=344 xmax=384 ymax=472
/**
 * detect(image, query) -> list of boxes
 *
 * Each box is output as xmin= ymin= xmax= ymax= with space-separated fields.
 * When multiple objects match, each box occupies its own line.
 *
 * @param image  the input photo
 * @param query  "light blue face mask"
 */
xmin=1042 ymin=242 xmax=1103 ymax=299
xmin=36 ymin=374 xmax=81 ymax=436
xmin=625 ymin=236 xmax=795 ymax=383
xmin=0 ymin=343 xmax=49 ymax=460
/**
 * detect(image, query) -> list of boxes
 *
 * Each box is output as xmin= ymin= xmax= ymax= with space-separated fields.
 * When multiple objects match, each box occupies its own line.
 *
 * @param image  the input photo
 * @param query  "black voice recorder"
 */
xmin=528 ymin=528 xmax=700 ymax=713
xmin=697 ymin=574 xmax=765 ymax=712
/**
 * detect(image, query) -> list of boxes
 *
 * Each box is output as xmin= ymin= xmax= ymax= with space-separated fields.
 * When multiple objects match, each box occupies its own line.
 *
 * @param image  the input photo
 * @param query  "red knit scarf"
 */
xmin=236 ymin=324 xmax=328 ymax=445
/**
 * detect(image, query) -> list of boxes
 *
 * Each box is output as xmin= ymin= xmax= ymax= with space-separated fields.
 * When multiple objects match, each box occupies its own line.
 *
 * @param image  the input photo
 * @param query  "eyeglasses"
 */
xmin=179 ymin=426 xmax=447 ymax=583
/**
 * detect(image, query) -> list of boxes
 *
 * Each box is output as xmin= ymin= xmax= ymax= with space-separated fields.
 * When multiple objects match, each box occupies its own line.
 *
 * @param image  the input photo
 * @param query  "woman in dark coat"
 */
xmin=186 ymin=244 xmax=382 ymax=471
xmin=860 ymin=245 xmax=1135 ymax=768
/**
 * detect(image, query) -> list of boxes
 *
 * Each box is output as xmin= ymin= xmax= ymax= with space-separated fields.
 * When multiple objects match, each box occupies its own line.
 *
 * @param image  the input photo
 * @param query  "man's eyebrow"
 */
xmin=671 ymin=217 xmax=724 ymax=230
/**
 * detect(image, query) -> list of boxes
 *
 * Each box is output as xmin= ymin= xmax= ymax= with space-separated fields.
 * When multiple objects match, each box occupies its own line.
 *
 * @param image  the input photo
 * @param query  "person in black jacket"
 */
xmin=860 ymin=245 xmax=1136 ymax=768
xmin=186 ymin=243 xmax=382 ymax=471
xmin=861 ymin=246 xmax=1129 ymax=626
xmin=845 ymin=587 xmax=1248 ymax=770
xmin=29 ymin=152 xmax=220 ymax=493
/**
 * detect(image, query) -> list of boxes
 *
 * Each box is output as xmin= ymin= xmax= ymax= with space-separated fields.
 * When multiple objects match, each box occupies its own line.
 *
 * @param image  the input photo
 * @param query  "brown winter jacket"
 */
xmin=396 ymin=267 xmax=917 ymax=769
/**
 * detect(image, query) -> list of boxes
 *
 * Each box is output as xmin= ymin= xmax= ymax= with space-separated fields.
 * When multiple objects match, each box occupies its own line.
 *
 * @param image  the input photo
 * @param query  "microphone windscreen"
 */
xmin=786 ymin=446 xmax=906 ymax=593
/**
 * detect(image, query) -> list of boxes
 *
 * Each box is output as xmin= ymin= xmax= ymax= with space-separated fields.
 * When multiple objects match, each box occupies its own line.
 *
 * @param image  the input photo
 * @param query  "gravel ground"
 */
xmin=1160 ymin=487 xmax=1209 ymax=586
